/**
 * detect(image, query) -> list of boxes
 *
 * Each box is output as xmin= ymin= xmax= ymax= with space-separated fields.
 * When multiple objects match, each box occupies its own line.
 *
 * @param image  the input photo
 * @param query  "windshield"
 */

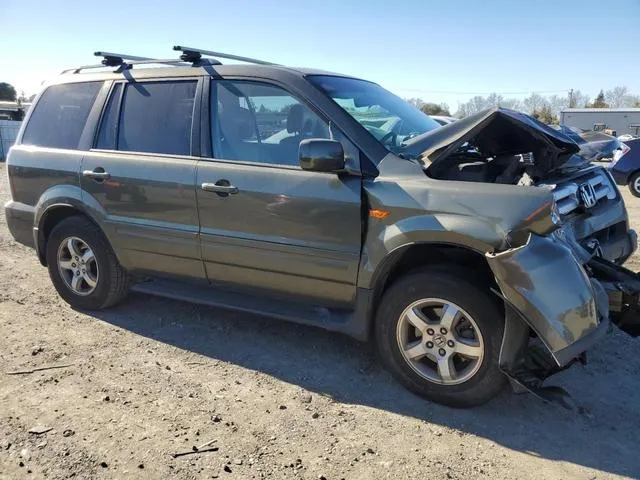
xmin=308 ymin=75 xmax=441 ymax=153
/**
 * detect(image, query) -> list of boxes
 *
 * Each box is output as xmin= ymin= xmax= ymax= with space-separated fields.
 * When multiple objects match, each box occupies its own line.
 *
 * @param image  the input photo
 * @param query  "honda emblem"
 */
xmin=579 ymin=183 xmax=597 ymax=208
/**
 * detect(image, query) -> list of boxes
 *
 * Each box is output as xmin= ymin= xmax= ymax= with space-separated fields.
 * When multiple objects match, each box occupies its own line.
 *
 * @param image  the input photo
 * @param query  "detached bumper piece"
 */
xmin=498 ymin=309 xmax=594 ymax=410
xmin=588 ymin=256 xmax=640 ymax=337
xmin=503 ymin=342 xmax=585 ymax=410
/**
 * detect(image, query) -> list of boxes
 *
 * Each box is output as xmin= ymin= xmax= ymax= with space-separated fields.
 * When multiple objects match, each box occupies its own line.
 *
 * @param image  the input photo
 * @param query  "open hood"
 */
xmin=400 ymin=107 xmax=581 ymax=176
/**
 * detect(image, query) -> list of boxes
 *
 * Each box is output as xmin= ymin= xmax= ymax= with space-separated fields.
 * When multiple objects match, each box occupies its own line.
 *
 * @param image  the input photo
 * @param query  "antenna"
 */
xmin=173 ymin=45 xmax=277 ymax=66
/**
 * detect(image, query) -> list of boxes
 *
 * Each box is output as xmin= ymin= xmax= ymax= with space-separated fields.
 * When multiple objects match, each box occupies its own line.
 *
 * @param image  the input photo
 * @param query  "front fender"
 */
xmin=487 ymin=234 xmax=605 ymax=365
xmin=358 ymin=214 xmax=499 ymax=289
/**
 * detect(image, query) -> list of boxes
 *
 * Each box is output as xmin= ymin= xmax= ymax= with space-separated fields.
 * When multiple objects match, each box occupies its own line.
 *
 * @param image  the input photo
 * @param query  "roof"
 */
xmin=55 ymin=63 xmax=356 ymax=83
xmin=561 ymin=108 xmax=640 ymax=113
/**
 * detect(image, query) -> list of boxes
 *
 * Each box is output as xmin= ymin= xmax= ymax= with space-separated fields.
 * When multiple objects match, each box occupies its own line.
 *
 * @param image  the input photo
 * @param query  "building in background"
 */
xmin=560 ymin=108 xmax=640 ymax=137
xmin=0 ymin=102 xmax=30 ymax=161
xmin=0 ymin=119 xmax=22 ymax=161
xmin=0 ymin=101 xmax=31 ymax=121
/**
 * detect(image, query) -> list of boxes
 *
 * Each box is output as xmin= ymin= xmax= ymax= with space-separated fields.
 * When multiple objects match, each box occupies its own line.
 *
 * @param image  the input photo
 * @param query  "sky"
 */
xmin=2 ymin=0 xmax=640 ymax=111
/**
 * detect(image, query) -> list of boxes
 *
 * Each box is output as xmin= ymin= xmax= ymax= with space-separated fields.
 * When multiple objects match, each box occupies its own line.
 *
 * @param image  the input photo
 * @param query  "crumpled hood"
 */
xmin=400 ymin=107 xmax=581 ymax=176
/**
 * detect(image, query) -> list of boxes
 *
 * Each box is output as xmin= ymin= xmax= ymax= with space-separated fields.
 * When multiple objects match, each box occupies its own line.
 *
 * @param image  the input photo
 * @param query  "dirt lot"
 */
xmin=1 ymin=163 xmax=639 ymax=480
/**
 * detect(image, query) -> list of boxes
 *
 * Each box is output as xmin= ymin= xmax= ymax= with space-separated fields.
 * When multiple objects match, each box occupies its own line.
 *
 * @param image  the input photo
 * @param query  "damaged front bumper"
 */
xmin=487 ymin=234 xmax=608 ymax=366
xmin=487 ymin=232 xmax=640 ymax=404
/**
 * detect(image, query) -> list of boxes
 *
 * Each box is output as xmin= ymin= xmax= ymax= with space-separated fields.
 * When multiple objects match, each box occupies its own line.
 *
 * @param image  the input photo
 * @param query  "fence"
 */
xmin=0 ymin=120 xmax=22 ymax=162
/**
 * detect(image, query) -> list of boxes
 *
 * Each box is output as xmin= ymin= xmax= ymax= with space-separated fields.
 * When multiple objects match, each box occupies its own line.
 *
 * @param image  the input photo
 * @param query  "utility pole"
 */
xmin=568 ymin=89 xmax=575 ymax=108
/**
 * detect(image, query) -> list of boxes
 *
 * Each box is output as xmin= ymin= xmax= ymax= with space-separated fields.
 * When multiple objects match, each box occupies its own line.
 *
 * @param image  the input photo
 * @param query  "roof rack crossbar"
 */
xmin=63 ymin=53 xmax=196 ymax=74
xmin=173 ymin=45 xmax=278 ymax=66
xmin=94 ymin=51 xmax=156 ymax=67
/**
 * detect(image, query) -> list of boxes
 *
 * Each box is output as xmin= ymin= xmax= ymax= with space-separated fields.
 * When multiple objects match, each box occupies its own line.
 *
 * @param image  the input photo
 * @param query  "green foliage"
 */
xmin=590 ymin=90 xmax=608 ymax=108
xmin=0 ymin=82 xmax=17 ymax=101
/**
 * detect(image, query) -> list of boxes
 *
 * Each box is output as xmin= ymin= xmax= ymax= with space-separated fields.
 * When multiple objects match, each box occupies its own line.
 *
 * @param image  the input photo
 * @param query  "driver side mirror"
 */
xmin=299 ymin=139 xmax=345 ymax=173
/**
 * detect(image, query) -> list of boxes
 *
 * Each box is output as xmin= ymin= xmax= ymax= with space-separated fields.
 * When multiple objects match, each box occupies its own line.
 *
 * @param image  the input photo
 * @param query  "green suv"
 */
xmin=5 ymin=47 xmax=640 ymax=407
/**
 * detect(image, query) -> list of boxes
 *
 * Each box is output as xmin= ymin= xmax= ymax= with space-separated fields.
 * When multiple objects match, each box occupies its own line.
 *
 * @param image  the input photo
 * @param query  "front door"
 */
xmin=196 ymin=80 xmax=362 ymax=305
xmin=81 ymin=78 xmax=205 ymax=280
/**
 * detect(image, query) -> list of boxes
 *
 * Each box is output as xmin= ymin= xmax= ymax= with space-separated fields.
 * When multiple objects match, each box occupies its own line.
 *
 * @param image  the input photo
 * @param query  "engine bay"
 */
xmin=425 ymin=149 xmax=537 ymax=186
xmin=400 ymin=107 xmax=587 ymax=186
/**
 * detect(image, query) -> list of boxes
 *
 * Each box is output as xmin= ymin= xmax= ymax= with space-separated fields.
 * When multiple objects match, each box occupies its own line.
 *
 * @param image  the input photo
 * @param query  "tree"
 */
xmin=406 ymin=98 xmax=425 ymax=109
xmin=522 ymin=93 xmax=548 ymax=114
xmin=0 ymin=82 xmax=17 ymax=101
xmin=532 ymin=105 xmax=557 ymax=124
xmin=419 ymin=102 xmax=450 ymax=116
xmin=455 ymin=96 xmax=491 ymax=118
xmin=500 ymin=98 xmax=523 ymax=111
xmin=591 ymin=90 xmax=608 ymax=108
xmin=547 ymin=94 xmax=568 ymax=118
xmin=567 ymin=89 xmax=590 ymax=108
xmin=605 ymin=86 xmax=630 ymax=108
xmin=485 ymin=93 xmax=505 ymax=108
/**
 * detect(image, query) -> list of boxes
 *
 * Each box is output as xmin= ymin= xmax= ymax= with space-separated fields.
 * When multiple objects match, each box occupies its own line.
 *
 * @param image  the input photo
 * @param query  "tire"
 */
xmin=45 ymin=216 xmax=129 ymax=310
xmin=375 ymin=268 xmax=506 ymax=408
xmin=628 ymin=172 xmax=640 ymax=198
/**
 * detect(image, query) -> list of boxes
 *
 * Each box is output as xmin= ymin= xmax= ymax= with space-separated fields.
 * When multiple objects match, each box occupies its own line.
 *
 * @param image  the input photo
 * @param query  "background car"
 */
xmin=606 ymin=137 xmax=640 ymax=197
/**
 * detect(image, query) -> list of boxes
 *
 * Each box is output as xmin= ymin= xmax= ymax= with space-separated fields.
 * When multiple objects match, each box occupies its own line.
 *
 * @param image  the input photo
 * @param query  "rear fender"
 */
xmin=34 ymin=184 xmax=118 ymax=264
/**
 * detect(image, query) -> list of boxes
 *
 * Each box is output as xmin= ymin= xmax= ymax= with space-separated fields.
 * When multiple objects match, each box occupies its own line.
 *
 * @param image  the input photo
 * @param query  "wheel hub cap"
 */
xmin=396 ymin=298 xmax=485 ymax=386
xmin=57 ymin=236 xmax=99 ymax=296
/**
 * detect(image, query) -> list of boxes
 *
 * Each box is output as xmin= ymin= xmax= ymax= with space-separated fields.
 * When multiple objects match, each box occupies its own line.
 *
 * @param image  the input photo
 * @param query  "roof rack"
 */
xmin=62 ymin=46 xmax=277 ymax=75
xmin=173 ymin=45 xmax=278 ymax=66
xmin=62 ymin=51 xmax=195 ymax=74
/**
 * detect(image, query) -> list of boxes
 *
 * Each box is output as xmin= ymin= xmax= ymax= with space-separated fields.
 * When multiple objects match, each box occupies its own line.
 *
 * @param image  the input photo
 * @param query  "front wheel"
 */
xmin=628 ymin=172 xmax=640 ymax=198
xmin=375 ymin=269 xmax=506 ymax=408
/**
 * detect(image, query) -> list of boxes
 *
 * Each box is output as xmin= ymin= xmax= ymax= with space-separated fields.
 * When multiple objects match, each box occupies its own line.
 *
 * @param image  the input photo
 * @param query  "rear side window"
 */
xmin=22 ymin=82 xmax=101 ymax=149
xmin=95 ymin=83 xmax=122 ymax=150
xmin=117 ymin=81 xmax=197 ymax=155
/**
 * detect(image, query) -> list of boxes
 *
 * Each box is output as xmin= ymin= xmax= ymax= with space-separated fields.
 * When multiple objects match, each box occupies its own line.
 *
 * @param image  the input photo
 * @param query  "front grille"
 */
xmin=549 ymin=169 xmax=616 ymax=216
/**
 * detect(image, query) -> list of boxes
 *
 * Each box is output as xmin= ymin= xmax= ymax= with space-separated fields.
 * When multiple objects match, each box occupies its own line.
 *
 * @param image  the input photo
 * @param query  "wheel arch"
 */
xmin=627 ymin=169 xmax=640 ymax=186
xmin=36 ymin=204 xmax=119 ymax=267
xmin=369 ymin=242 xmax=500 ymax=316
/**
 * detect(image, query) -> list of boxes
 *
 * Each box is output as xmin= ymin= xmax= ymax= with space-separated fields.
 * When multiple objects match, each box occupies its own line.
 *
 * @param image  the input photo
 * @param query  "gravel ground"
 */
xmin=1 ymin=162 xmax=639 ymax=480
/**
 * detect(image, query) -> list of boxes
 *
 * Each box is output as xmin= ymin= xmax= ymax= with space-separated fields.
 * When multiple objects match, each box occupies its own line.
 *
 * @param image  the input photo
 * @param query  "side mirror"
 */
xmin=299 ymin=139 xmax=345 ymax=173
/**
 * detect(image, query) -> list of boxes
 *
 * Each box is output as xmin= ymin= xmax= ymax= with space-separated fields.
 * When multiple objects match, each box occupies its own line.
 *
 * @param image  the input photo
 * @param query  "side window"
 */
xmin=117 ymin=81 xmax=197 ymax=156
xmin=212 ymin=80 xmax=330 ymax=166
xmin=22 ymin=82 xmax=101 ymax=149
xmin=95 ymin=83 xmax=122 ymax=150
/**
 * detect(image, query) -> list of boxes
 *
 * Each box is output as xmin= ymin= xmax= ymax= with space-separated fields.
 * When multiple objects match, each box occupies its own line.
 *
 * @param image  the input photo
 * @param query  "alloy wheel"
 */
xmin=57 ymin=236 xmax=99 ymax=296
xmin=396 ymin=298 xmax=484 ymax=385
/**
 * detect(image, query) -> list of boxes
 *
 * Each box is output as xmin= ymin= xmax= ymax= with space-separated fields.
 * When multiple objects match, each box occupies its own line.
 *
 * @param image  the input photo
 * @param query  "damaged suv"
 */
xmin=5 ymin=47 xmax=640 ymax=407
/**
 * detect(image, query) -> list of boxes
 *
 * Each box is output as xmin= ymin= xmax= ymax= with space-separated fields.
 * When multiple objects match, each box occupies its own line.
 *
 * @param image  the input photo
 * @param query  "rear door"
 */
xmin=81 ymin=77 xmax=205 ymax=280
xmin=196 ymin=79 xmax=362 ymax=306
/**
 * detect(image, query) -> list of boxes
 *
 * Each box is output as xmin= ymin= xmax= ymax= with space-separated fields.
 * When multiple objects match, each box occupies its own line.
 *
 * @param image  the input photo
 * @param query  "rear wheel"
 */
xmin=46 ymin=216 xmax=129 ymax=309
xmin=375 ymin=269 xmax=506 ymax=408
xmin=628 ymin=172 xmax=640 ymax=197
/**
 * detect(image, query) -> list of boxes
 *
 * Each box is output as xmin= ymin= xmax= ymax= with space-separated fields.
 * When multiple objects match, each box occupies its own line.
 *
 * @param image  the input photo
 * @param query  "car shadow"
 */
xmin=90 ymin=292 xmax=640 ymax=478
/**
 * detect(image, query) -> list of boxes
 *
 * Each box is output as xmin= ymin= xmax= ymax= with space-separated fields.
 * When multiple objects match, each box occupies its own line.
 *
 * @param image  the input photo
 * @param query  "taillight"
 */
xmin=612 ymin=143 xmax=631 ymax=166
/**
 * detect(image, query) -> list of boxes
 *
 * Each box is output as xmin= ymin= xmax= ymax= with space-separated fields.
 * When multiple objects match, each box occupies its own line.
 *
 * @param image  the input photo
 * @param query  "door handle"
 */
xmin=201 ymin=183 xmax=239 ymax=195
xmin=83 ymin=169 xmax=111 ymax=181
